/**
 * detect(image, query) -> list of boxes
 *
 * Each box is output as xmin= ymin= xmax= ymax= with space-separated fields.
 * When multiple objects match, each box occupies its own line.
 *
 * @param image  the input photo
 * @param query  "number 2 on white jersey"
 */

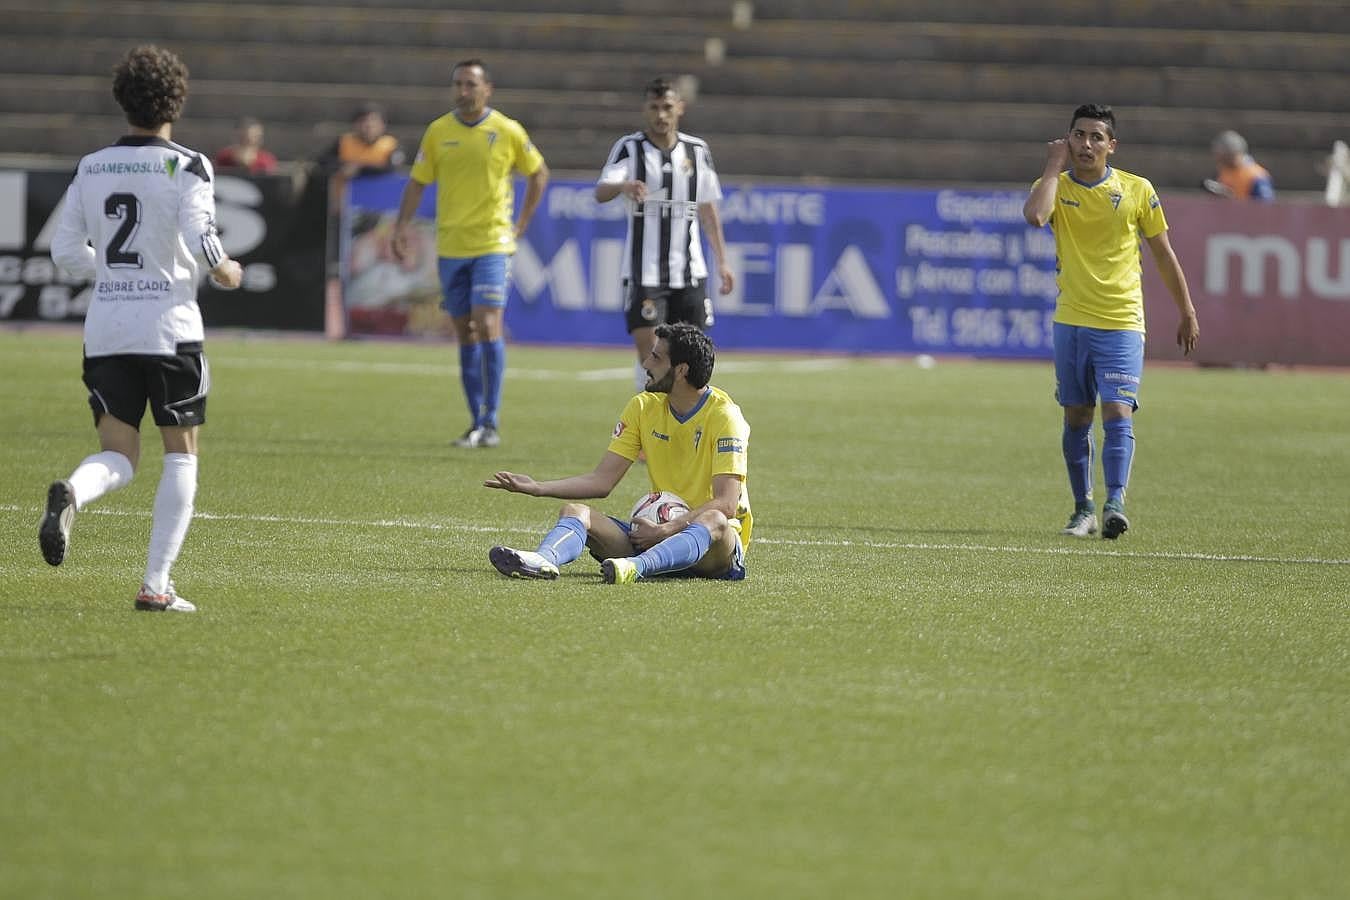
xmin=104 ymin=192 xmax=142 ymax=268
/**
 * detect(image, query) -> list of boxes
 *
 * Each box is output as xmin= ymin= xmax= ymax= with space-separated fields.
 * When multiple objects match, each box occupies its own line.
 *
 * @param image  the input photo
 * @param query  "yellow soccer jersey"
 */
xmin=607 ymin=387 xmax=753 ymax=549
xmin=409 ymin=108 xmax=544 ymax=258
xmin=1040 ymin=166 xmax=1168 ymax=332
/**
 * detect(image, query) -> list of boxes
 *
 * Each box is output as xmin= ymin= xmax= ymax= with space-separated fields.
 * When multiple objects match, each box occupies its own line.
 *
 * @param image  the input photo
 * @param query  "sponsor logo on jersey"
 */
xmin=82 ymin=160 xmax=170 ymax=176
xmin=1060 ymin=198 xmax=1080 ymax=207
xmin=651 ymin=429 xmax=670 ymax=442
xmin=717 ymin=437 xmax=744 ymax=454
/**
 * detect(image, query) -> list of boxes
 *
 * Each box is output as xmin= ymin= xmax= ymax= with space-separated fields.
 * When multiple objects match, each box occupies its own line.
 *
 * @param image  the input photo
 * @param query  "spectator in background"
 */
xmin=1205 ymin=130 xmax=1275 ymax=201
xmin=319 ymin=102 xmax=405 ymax=179
xmin=214 ymin=116 xmax=278 ymax=175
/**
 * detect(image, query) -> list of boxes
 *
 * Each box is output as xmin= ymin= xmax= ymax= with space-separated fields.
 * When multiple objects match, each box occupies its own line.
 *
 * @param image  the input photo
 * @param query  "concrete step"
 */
xmin=121 ymin=0 xmax=1350 ymax=34
xmin=5 ymin=36 xmax=1350 ymax=111
xmin=0 ymin=112 xmax=1331 ymax=192
xmin=7 ymin=74 xmax=1346 ymax=158
xmin=11 ymin=2 xmax=1347 ymax=72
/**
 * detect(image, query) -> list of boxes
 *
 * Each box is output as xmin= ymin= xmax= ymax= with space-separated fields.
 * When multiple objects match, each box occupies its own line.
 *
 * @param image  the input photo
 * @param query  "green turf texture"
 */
xmin=1 ymin=329 xmax=1346 ymax=899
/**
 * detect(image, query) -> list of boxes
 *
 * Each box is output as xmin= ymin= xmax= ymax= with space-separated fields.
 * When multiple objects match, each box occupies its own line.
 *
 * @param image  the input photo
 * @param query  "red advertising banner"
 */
xmin=1143 ymin=196 xmax=1350 ymax=367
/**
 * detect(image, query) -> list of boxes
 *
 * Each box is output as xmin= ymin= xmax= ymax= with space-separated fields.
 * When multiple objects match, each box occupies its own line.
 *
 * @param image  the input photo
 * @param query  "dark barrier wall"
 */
xmin=0 ymin=169 xmax=327 ymax=330
xmin=1143 ymin=196 xmax=1350 ymax=367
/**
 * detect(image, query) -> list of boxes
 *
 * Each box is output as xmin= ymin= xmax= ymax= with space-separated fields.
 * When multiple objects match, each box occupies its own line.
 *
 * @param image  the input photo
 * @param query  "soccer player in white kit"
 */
xmin=43 ymin=45 xmax=242 ymax=612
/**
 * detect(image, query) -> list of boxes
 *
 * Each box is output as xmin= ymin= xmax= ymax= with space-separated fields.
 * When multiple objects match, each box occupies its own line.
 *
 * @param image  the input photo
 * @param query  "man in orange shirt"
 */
xmin=1205 ymin=130 xmax=1275 ymax=201
xmin=319 ymin=102 xmax=405 ymax=179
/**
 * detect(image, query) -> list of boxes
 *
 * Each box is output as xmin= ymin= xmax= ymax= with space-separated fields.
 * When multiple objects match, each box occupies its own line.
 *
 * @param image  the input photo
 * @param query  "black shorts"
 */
xmin=83 ymin=342 xmax=209 ymax=429
xmin=623 ymin=280 xmax=714 ymax=334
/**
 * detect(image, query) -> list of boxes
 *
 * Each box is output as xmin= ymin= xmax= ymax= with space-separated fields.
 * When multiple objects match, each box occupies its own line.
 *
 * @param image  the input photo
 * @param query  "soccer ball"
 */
xmin=630 ymin=490 xmax=690 ymax=525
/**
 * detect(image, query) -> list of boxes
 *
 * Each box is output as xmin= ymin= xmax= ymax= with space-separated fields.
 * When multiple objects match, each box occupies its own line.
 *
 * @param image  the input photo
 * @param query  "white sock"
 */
xmin=143 ymin=453 xmax=197 ymax=594
xmin=68 ymin=451 xmax=135 ymax=509
xmin=634 ymin=360 xmax=647 ymax=393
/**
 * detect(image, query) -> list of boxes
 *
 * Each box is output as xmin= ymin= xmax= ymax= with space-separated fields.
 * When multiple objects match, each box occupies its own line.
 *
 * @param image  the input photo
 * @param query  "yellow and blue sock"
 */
xmin=536 ymin=516 xmax=587 ymax=567
xmin=459 ymin=342 xmax=484 ymax=426
xmin=482 ymin=338 xmax=505 ymax=428
xmin=1102 ymin=417 xmax=1134 ymax=504
xmin=633 ymin=522 xmax=712 ymax=578
xmin=1062 ymin=422 xmax=1094 ymax=508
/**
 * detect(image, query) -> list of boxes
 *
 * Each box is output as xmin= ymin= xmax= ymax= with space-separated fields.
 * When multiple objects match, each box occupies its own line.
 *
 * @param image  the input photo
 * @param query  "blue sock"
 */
xmin=1102 ymin=417 xmax=1135 ymax=504
xmin=1061 ymin=422 xmax=1094 ymax=507
xmin=459 ymin=343 xmax=484 ymax=426
xmin=481 ymin=338 xmax=505 ymax=429
xmin=535 ymin=516 xmax=587 ymax=567
xmin=633 ymin=522 xmax=712 ymax=578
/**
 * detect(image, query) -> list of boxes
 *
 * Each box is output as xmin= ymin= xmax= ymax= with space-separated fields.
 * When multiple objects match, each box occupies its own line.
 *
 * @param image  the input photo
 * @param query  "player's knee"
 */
xmin=559 ymin=502 xmax=592 ymax=524
xmin=692 ymin=507 xmax=729 ymax=538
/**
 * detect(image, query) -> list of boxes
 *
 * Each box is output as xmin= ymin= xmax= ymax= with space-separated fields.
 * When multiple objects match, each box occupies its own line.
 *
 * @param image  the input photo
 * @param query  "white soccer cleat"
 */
xmin=489 ymin=546 xmax=559 ymax=580
xmin=135 ymin=583 xmax=197 ymax=612
xmin=1060 ymin=509 xmax=1098 ymax=538
xmin=452 ymin=427 xmax=483 ymax=448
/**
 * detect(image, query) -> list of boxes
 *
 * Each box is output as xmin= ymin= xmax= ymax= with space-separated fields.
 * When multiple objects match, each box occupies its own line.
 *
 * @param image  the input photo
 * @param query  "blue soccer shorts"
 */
xmin=438 ymin=253 xmax=510 ymax=318
xmin=1053 ymin=323 xmax=1145 ymax=410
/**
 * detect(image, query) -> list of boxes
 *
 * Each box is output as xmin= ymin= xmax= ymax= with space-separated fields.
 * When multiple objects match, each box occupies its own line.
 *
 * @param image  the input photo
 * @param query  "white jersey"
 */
xmin=598 ymin=131 xmax=723 ymax=288
xmin=51 ymin=135 xmax=226 ymax=357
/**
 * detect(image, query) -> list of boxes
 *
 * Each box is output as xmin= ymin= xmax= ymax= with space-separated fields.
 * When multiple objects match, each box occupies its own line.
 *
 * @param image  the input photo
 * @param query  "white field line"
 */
xmin=206 ymin=357 xmax=849 ymax=381
xmin=4 ymin=505 xmax=1348 ymax=568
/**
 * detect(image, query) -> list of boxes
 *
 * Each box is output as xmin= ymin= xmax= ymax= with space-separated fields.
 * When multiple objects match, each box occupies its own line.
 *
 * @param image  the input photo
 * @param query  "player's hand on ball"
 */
xmin=628 ymin=517 xmax=666 ymax=550
xmin=208 ymin=259 xmax=243 ymax=290
xmin=484 ymin=471 xmax=538 ymax=495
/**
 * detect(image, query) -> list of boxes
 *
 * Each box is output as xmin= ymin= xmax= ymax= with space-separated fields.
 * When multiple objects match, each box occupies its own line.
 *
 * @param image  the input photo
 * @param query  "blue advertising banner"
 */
xmin=345 ymin=176 xmax=1059 ymax=357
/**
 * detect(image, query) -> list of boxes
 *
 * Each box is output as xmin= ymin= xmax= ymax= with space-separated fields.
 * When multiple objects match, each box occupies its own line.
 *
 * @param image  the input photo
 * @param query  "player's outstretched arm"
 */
xmin=484 ymin=452 xmax=632 ymax=499
xmin=1145 ymin=231 xmax=1199 ymax=355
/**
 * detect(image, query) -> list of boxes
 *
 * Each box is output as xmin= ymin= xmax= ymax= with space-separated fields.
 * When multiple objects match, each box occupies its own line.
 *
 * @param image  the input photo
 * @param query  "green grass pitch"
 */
xmin=1 ymin=328 xmax=1347 ymax=899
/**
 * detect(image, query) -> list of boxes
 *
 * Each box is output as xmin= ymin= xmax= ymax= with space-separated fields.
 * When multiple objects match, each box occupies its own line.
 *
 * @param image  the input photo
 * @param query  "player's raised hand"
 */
xmin=484 ymin=471 xmax=538 ymax=495
xmin=1045 ymin=138 xmax=1070 ymax=170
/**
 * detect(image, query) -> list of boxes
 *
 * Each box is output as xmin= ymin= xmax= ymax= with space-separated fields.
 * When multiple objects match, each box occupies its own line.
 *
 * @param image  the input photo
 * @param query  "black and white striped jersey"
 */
xmin=598 ymin=131 xmax=723 ymax=289
xmin=51 ymin=135 xmax=225 ymax=356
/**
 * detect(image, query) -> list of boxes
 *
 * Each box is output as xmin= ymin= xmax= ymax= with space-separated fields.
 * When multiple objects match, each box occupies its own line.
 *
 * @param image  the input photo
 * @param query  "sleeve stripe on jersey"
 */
xmin=201 ymin=230 xmax=224 ymax=268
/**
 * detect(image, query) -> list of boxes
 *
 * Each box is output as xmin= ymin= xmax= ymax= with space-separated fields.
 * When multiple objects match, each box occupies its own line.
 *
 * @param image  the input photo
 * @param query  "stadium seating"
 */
xmin=1 ymin=0 xmax=1347 ymax=190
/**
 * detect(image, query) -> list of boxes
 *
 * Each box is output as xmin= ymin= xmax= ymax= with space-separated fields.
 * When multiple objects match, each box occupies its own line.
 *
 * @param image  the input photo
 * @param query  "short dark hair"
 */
xmin=453 ymin=58 xmax=491 ymax=82
xmin=352 ymin=101 xmax=384 ymax=121
xmin=644 ymin=77 xmax=678 ymax=100
xmin=112 ymin=45 xmax=189 ymax=129
xmin=656 ymin=323 xmax=715 ymax=388
xmin=1070 ymin=103 xmax=1115 ymax=138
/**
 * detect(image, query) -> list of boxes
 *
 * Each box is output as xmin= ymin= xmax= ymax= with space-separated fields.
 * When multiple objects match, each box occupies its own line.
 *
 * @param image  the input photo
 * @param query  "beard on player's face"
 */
xmin=646 ymin=367 xmax=675 ymax=393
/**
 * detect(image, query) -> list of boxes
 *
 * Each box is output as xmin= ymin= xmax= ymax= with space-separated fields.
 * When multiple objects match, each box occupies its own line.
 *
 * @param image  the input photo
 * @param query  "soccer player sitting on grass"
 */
xmin=484 ymin=324 xmax=752 ymax=584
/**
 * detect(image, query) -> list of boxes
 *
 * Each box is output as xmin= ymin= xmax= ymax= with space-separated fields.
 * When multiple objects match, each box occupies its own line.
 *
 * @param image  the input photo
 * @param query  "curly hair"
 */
xmin=655 ymin=323 xmax=715 ymax=388
xmin=112 ymin=45 xmax=189 ymax=129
